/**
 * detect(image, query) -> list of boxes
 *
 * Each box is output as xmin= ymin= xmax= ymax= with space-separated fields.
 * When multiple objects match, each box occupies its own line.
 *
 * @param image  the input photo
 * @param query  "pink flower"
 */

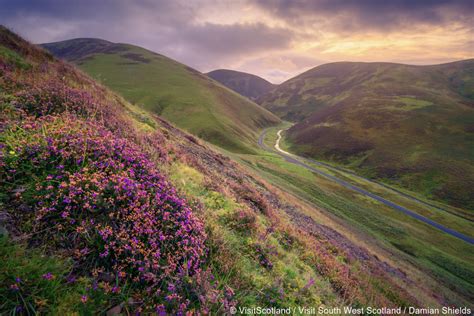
xmin=10 ymin=284 xmax=19 ymax=291
xmin=81 ymin=295 xmax=88 ymax=303
xmin=42 ymin=272 xmax=55 ymax=280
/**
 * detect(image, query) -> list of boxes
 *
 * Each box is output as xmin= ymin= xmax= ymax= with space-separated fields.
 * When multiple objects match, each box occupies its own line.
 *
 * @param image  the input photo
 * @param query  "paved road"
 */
xmin=275 ymin=131 xmax=473 ymax=222
xmin=258 ymin=128 xmax=474 ymax=245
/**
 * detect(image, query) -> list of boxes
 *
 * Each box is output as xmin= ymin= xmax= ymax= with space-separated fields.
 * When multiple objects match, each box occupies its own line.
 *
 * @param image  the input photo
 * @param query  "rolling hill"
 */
xmin=42 ymin=39 xmax=280 ymax=153
xmin=3 ymin=26 xmax=443 ymax=313
xmin=206 ymin=69 xmax=275 ymax=100
xmin=259 ymin=61 xmax=474 ymax=210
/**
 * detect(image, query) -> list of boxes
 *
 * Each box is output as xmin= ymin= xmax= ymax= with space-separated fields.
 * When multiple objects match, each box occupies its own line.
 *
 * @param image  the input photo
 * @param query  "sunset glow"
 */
xmin=2 ymin=0 xmax=473 ymax=82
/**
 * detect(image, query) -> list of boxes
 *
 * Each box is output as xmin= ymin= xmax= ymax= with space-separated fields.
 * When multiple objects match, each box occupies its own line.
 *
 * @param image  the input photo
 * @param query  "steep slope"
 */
xmin=206 ymin=69 xmax=275 ymax=100
xmin=259 ymin=61 xmax=474 ymax=210
xmin=2 ymin=26 xmax=439 ymax=313
xmin=42 ymin=39 xmax=280 ymax=154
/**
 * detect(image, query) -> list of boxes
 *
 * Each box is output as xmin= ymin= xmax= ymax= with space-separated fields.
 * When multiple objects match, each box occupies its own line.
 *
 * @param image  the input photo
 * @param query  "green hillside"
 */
xmin=206 ymin=69 xmax=275 ymax=100
xmin=3 ymin=26 xmax=439 ymax=313
xmin=42 ymin=39 xmax=280 ymax=153
xmin=259 ymin=61 xmax=474 ymax=210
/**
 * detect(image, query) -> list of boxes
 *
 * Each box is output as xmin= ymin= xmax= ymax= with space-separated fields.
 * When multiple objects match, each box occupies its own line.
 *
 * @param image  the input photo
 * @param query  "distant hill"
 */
xmin=259 ymin=60 xmax=474 ymax=209
xmin=42 ymin=39 xmax=280 ymax=153
xmin=5 ymin=26 xmax=411 ymax=313
xmin=3 ymin=26 xmax=473 ymax=312
xmin=206 ymin=69 xmax=275 ymax=100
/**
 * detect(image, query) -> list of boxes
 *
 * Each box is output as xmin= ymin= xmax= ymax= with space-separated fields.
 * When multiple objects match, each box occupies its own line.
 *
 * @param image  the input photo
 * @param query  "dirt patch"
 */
xmin=103 ymin=45 xmax=129 ymax=54
xmin=121 ymin=53 xmax=151 ymax=64
xmin=116 ymin=62 xmax=140 ymax=65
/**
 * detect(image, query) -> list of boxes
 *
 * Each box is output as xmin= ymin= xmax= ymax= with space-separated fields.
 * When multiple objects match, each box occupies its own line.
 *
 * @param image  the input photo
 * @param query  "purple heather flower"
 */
xmin=81 ymin=295 xmax=88 ymax=303
xmin=66 ymin=275 xmax=76 ymax=283
xmin=10 ymin=284 xmax=19 ymax=291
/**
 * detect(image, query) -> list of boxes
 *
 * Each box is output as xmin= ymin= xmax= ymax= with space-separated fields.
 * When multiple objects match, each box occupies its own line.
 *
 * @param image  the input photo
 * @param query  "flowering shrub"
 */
xmin=12 ymin=80 xmax=100 ymax=117
xmin=0 ymin=27 xmax=417 ymax=314
xmin=253 ymin=243 xmax=274 ymax=270
xmin=1 ymin=115 xmax=207 ymax=312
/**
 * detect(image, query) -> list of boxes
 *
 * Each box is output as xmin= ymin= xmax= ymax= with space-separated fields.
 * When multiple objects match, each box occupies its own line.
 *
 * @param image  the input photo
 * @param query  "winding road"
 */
xmin=258 ymin=128 xmax=474 ymax=245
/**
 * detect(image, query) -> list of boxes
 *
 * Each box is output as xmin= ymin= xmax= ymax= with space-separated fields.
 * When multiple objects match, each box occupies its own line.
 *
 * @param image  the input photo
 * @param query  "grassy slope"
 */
xmin=2 ymin=27 xmax=428 ymax=313
xmin=30 ymin=34 xmax=472 ymax=305
xmin=206 ymin=69 xmax=275 ymax=100
xmin=258 ymin=61 xmax=474 ymax=210
xmin=49 ymin=42 xmax=474 ymax=308
xmin=42 ymin=39 xmax=280 ymax=154
xmin=224 ymin=124 xmax=474 ymax=306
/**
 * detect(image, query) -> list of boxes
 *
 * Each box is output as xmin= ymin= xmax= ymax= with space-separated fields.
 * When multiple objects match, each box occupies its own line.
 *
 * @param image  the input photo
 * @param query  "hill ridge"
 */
xmin=42 ymin=38 xmax=280 ymax=153
xmin=206 ymin=68 xmax=275 ymax=100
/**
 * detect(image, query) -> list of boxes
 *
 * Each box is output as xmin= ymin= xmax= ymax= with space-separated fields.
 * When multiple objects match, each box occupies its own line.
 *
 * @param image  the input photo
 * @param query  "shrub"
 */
xmin=0 ymin=115 xmax=208 ymax=312
xmin=12 ymin=80 xmax=99 ymax=117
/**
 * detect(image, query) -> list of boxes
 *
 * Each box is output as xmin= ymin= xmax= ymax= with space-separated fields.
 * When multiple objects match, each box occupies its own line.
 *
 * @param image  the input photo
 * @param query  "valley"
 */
xmin=258 ymin=61 xmax=474 ymax=210
xmin=1 ymin=19 xmax=473 ymax=314
xmin=221 ymin=125 xmax=474 ymax=306
xmin=260 ymin=126 xmax=473 ymax=243
xmin=42 ymin=36 xmax=474 ymax=309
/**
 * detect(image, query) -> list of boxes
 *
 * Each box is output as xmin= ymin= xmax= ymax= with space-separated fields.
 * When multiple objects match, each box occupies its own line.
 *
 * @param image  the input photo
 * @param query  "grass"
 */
xmin=254 ymin=159 xmax=473 ymax=303
xmin=168 ymin=163 xmax=339 ymax=309
xmin=0 ymin=26 xmax=432 ymax=314
xmin=393 ymin=97 xmax=433 ymax=110
xmin=0 ymin=46 xmax=31 ymax=70
xmin=0 ymin=236 xmax=106 ymax=314
xmin=167 ymin=161 xmax=420 ymax=309
xmin=3 ymin=25 xmax=473 ymax=312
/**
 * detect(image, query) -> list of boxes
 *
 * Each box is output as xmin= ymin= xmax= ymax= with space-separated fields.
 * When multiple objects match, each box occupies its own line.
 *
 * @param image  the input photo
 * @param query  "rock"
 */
xmin=98 ymin=272 xmax=115 ymax=283
xmin=0 ymin=225 xmax=8 ymax=237
xmin=106 ymin=305 xmax=122 ymax=316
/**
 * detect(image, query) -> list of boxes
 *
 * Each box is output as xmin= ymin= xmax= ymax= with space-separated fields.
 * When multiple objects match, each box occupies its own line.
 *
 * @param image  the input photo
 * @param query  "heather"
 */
xmin=0 ymin=27 xmax=229 ymax=314
xmin=1 ymin=115 xmax=216 ymax=312
xmin=4 ymin=116 xmax=206 ymax=291
xmin=1 ymin=26 xmax=452 ymax=314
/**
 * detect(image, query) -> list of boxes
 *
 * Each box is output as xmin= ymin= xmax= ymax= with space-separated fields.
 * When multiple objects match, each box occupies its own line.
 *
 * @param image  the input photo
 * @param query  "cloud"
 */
xmin=0 ymin=0 xmax=295 ymax=73
xmin=179 ymin=22 xmax=293 ymax=56
xmin=251 ymin=0 xmax=474 ymax=32
xmin=236 ymin=53 xmax=322 ymax=83
xmin=0 ymin=0 xmax=472 ymax=83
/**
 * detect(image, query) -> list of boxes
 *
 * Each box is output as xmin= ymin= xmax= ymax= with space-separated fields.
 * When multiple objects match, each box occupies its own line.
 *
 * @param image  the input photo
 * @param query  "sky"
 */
xmin=1 ymin=0 xmax=473 ymax=83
